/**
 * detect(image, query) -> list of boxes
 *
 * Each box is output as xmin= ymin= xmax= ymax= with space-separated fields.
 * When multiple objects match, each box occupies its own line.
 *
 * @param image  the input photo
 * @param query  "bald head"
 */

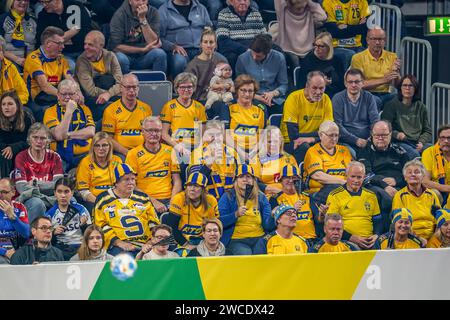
xmin=86 ymin=30 xmax=105 ymax=48
xmin=367 ymin=27 xmax=386 ymax=54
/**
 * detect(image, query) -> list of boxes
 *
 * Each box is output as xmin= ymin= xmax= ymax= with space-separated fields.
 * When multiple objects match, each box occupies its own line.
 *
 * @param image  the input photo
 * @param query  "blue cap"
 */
xmin=391 ymin=208 xmax=413 ymax=224
xmin=435 ymin=208 xmax=450 ymax=229
xmin=281 ymin=164 xmax=300 ymax=178
xmin=114 ymin=163 xmax=136 ymax=183
xmin=185 ymin=172 xmax=208 ymax=188
xmin=235 ymin=164 xmax=255 ymax=178
xmin=273 ymin=204 xmax=296 ymax=223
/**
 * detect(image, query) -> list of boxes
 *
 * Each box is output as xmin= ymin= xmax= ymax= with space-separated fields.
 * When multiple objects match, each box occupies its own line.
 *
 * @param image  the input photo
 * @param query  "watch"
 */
xmin=140 ymin=19 xmax=148 ymax=26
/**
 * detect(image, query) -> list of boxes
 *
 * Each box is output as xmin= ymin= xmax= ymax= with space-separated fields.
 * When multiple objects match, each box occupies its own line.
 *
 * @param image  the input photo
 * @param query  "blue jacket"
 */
xmin=218 ymin=189 xmax=276 ymax=246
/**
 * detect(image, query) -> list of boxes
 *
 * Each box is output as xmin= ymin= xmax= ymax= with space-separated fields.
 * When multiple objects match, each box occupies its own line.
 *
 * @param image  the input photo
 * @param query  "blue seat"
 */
xmin=132 ymin=70 xmax=166 ymax=82
xmin=138 ymin=81 xmax=172 ymax=116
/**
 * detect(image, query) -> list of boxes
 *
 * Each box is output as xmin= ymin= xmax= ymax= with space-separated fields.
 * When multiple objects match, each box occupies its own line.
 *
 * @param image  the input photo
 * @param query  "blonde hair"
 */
xmin=234 ymin=176 xmax=260 ymax=207
xmin=315 ymin=32 xmax=334 ymax=60
xmin=89 ymin=132 xmax=113 ymax=163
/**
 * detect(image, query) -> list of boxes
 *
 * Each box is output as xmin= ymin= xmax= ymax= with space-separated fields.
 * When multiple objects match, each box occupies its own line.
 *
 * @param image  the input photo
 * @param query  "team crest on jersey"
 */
xmin=170 ymin=103 xmax=177 ymax=109
xmin=234 ymin=124 xmax=258 ymax=136
xmin=137 ymin=150 xmax=145 ymax=157
xmin=295 ymin=245 xmax=301 ymax=251
xmin=145 ymin=170 xmax=169 ymax=178
xmin=133 ymin=203 xmax=145 ymax=210
xmin=163 ymin=161 xmax=169 ymax=167
xmin=364 ymin=202 xmax=371 ymax=211
xmin=252 ymin=113 xmax=259 ymax=119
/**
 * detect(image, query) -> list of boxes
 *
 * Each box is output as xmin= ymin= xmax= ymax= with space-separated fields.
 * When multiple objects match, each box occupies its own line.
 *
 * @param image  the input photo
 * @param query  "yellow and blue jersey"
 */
xmin=227 ymin=103 xmax=266 ymax=150
xmin=254 ymin=231 xmax=309 ymax=255
xmin=309 ymin=239 xmax=359 ymax=253
xmin=376 ymin=232 xmax=424 ymax=250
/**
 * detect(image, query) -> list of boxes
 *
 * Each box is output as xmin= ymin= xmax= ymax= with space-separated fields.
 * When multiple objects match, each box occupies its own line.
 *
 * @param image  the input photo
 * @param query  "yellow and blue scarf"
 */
xmin=10 ymin=10 xmax=26 ymax=48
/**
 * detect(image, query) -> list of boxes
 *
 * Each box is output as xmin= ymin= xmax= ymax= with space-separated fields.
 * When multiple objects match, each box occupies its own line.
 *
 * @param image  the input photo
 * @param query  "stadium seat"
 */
xmin=293 ymin=66 xmax=302 ymax=88
xmin=132 ymin=70 xmax=167 ymax=82
xmin=268 ymin=113 xmax=282 ymax=127
xmin=138 ymin=81 xmax=173 ymax=116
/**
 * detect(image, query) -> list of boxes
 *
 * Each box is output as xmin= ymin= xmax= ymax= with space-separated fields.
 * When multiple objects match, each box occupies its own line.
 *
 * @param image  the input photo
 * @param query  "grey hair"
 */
xmin=402 ymin=159 xmax=426 ymax=177
xmin=57 ymin=79 xmax=78 ymax=91
xmin=346 ymin=161 xmax=366 ymax=175
xmin=121 ymin=73 xmax=139 ymax=84
xmin=306 ymin=70 xmax=326 ymax=86
xmin=174 ymin=72 xmax=198 ymax=89
xmin=142 ymin=116 xmax=162 ymax=128
xmin=27 ymin=122 xmax=50 ymax=144
xmin=318 ymin=120 xmax=339 ymax=134
xmin=324 ymin=213 xmax=343 ymax=225
xmin=371 ymin=120 xmax=392 ymax=133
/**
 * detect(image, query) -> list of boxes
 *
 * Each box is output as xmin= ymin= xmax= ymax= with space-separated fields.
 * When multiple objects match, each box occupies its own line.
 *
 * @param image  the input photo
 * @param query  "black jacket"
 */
xmin=10 ymin=243 xmax=65 ymax=265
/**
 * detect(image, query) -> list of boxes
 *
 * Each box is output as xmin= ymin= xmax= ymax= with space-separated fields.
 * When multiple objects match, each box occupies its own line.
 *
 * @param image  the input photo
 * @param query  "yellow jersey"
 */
xmin=280 ymin=89 xmax=333 ymax=143
xmin=326 ymin=186 xmax=381 ymax=238
xmin=125 ymin=143 xmax=180 ymax=200
xmin=232 ymin=199 xmax=265 ymax=239
xmin=303 ymin=143 xmax=352 ymax=193
xmin=426 ymin=234 xmax=450 ymax=248
xmin=351 ymin=49 xmax=398 ymax=93
xmin=43 ymin=103 xmax=95 ymax=156
xmin=421 ymin=144 xmax=450 ymax=185
xmin=227 ymin=103 xmax=266 ymax=150
xmin=257 ymin=231 xmax=308 ymax=255
xmin=102 ymin=99 xmax=152 ymax=150
xmin=76 ymin=155 xmax=123 ymax=197
xmin=160 ymin=99 xmax=207 ymax=146
xmin=23 ymin=47 xmax=71 ymax=99
xmin=94 ymin=189 xmax=160 ymax=249
xmin=90 ymin=58 xmax=106 ymax=74
xmin=310 ymin=239 xmax=358 ymax=253
xmin=270 ymin=192 xmax=316 ymax=239
xmin=392 ymin=187 xmax=440 ymax=240
xmin=1 ymin=58 xmax=29 ymax=105
xmin=169 ymin=191 xmax=218 ymax=242
xmin=377 ymin=232 xmax=424 ymax=250
xmin=322 ymin=0 xmax=370 ymax=48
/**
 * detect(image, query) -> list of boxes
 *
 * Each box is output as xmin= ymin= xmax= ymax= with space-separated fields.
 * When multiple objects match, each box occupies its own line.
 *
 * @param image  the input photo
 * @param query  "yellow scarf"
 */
xmin=10 ymin=10 xmax=25 ymax=48
xmin=434 ymin=142 xmax=446 ymax=185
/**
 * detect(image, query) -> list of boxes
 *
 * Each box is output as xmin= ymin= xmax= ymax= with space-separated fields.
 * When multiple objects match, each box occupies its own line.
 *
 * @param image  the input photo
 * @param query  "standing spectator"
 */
xmin=137 ymin=224 xmax=180 ymax=260
xmin=43 ymin=79 xmax=95 ymax=170
xmin=109 ymin=0 xmax=167 ymax=74
xmin=0 ymin=36 xmax=29 ymax=105
xmin=236 ymin=33 xmax=288 ymax=115
xmin=350 ymin=27 xmax=401 ymax=110
xmin=36 ymin=0 xmax=92 ymax=70
xmin=14 ymin=123 xmax=64 ymax=223
xmin=185 ymin=27 xmax=227 ymax=105
xmin=216 ymin=0 xmax=266 ymax=69
xmin=332 ymin=68 xmax=379 ymax=158
xmin=76 ymin=132 xmax=122 ymax=213
xmin=374 ymin=208 xmax=425 ymax=250
xmin=70 ymin=225 xmax=113 ymax=261
xmin=126 ymin=116 xmax=182 ymax=216
xmin=23 ymin=26 xmax=73 ymax=120
xmin=381 ymin=74 xmax=432 ymax=160
xmin=322 ymin=0 xmax=370 ymax=70
xmin=0 ymin=0 xmax=37 ymax=70
xmin=187 ymin=218 xmax=228 ymax=257
xmin=254 ymin=204 xmax=309 ymax=255
xmin=158 ymin=0 xmax=212 ymax=78
xmin=0 ymin=178 xmax=30 ymax=264
xmin=392 ymin=159 xmax=441 ymax=241
xmin=280 ymin=71 xmax=333 ymax=164
xmin=273 ymin=0 xmax=327 ymax=71
xmin=102 ymin=73 xmax=153 ymax=159
xmin=10 ymin=216 xmax=65 ymax=265
xmin=296 ymin=32 xmax=345 ymax=98
xmin=0 ymin=91 xmax=34 ymax=178
xmin=218 ymin=164 xmax=275 ymax=255
xmin=76 ymin=30 xmax=123 ymax=122
xmin=45 ymin=177 xmax=91 ymax=260
xmin=309 ymin=214 xmax=359 ymax=253
xmin=427 ymin=209 xmax=450 ymax=248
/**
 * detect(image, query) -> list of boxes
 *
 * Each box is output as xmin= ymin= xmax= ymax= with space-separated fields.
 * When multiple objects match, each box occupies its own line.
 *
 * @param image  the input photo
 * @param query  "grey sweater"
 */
xmin=332 ymin=89 xmax=380 ymax=145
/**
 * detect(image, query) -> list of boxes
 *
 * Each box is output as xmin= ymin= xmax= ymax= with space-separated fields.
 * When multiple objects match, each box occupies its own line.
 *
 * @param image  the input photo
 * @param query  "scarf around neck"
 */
xmin=10 ymin=10 xmax=26 ymax=48
xmin=196 ymin=239 xmax=226 ymax=257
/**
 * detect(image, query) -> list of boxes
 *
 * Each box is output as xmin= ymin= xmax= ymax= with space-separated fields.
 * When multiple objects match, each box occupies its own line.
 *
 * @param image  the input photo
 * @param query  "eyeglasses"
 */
xmin=121 ymin=84 xmax=139 ymax=91
xmin=37 ymin=226 xmax=54 ymax=232
xmin=368 ymin=37 xmax=386 ymax=42
xmin=314 ymin=43 xmax=327 ymax=49
xmin=283 ymin=211 xmax=297 ymax=217
xmin=177 ymin=85 xmax=194 ymax=91
xmin=372 ymin=133 xmax=391 ymax=138
xmin=239 ymin=88 xmax=254 ymax=94
xmin=49 ymin=39 xmax=64 ymax=46
xmin=346 ymin=80 xmax=362 ymax=85
xmin=31 ymin=135 xmax=47 ymax=141
xmin=93 ymin=143 xmax=109 ymax=149
xmin=142 ymin=128 xmax=162 ymax=133
xmin=439 ymin=136 xmax=450 ymax=141
xmin=322 ymin=132 xmax=339 ymax=139
xmin=0 ymin=190 xmax=12 ymax=195
xmin=59 ymin=92 xmax=76 ymax=97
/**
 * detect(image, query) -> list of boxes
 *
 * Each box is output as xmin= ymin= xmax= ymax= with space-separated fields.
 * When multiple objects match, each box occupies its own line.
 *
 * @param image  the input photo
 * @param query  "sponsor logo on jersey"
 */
xmin=234 ymin=124 xmax=258 ymax=136
xmin=133 ymin=203 xmax=145 ymax=210
xmin=145 ymin=170 xmax=169 ymax=178
xmin=181 ymin=224 xmax=202 ymax=236
xmin=95 ymin=185 xmax=111 ymax=190
xmin=337 ymin=38 xmax=357 ymax=46
xmin=174 ymin=128 xmax=195 ymax=139
xmin=326 ymin=168 xmax=346 ymax=176
xmin=121 ymin=129 xmax=141 ymax=136
xmin=296 ymin=211 xmax=310 ymax=221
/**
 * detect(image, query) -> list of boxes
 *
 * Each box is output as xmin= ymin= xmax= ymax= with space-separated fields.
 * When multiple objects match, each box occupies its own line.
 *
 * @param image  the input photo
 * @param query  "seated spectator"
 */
xmin=323 ymin=161 xmax=383 ymax=249
xmin=281 ymin=71 xmax=333 ymax=164
xmin=381 ymin=74 xmax=432 ymax=160
xmin=0 ymin=91 xmax=34 ymax=178
xmin=23 ymin=26 xmax=73 ymax=120
xmin=254 ymin=204 xmax=308 ymax=255
xmin=392 ymin=159 xmax=441 ymax=241
xmin=216 ymin=0 xmax=266 ymax=68
xmin=422 ymin=125 xmax=450 ymax=203
xmin=187 ymin=218 xmax=228 ymax=256
xmin=322 ymin=0 xmax=370 ymax=70
xmin=137 ymin=224 xmax=180 ymax=259
xmin=109 ymin=0 xmax=167 ymax=74
xmin=189 ymin=119 xmax=240 ymax=200
xmin=273 ymin=0 xmax=327 ymax=71
xmin=350 ymin=27 xmax=401 ymax=110
xmin=76 ymin=30 xmax=123 ymax=122
xmin=332 ymin=68 xmax=379 ymax=158
xmin=427 ymin=209 xmax=450 ymax=248
xmin=205 ymin=62 xmax=234 ymax=111
xmin=70 ymin=225 xmax=113 ymax=261
xmin=218 ymin=164 xmax=275 ymax=255
xmin=14 ymin=122 xmax=64 ymax=223
xmin=76 ymin=132 xmax=122 ymax=213
xmin=0 ymin=177 xmax=30 ymax=264
xmin=269 ymin=164 xmax=316 ymax=241
xmin=94 ymin=163 xmax=160 ymax=256
xmin=166 ymin=172 xmax=218 ymax=248
xmin=296 ymin=32 xmax=345 ymax=98
xmin=43 ymin=79 xmax=95 ymax=170
xmin=218 ymin=74 xmax=267 ymax=162
xmin=0 ymin=0 xmax=37 ymax=70
xmin=158 ymin=0 xmax=212 ymax=78
xmin=10 ymin=216 xmax=65 ymax=264
xmin=185 ymin=27 xmax=227 ymax=106
xmin=303 ymin=120 xmax=351 ymax=197
xmin=102 ymin=73 xmax=153 ymax=159
xmin=0 ymin=36 xmax=29 ymax=105
xmin=36 ymin=0 xmax=92 ymax=71
xmin=45 ymin=177 xmax=91 ymax=261
xmin=358 ymin=120 xmax=409 ymax=226
xmin=161 ymin=72 xmax=206 ymax=170
xmin=309 ymin=213 xmax=359 ymax=253
xmin=236 ymin=33 xmax=288 ymax=115
xmin=374 ymin=208 xmax=425 ymax=250
xmin=253 ymin=126 xmax=297 ymax=196
xmin=126 ymin=116 xmax=182 ymax=216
